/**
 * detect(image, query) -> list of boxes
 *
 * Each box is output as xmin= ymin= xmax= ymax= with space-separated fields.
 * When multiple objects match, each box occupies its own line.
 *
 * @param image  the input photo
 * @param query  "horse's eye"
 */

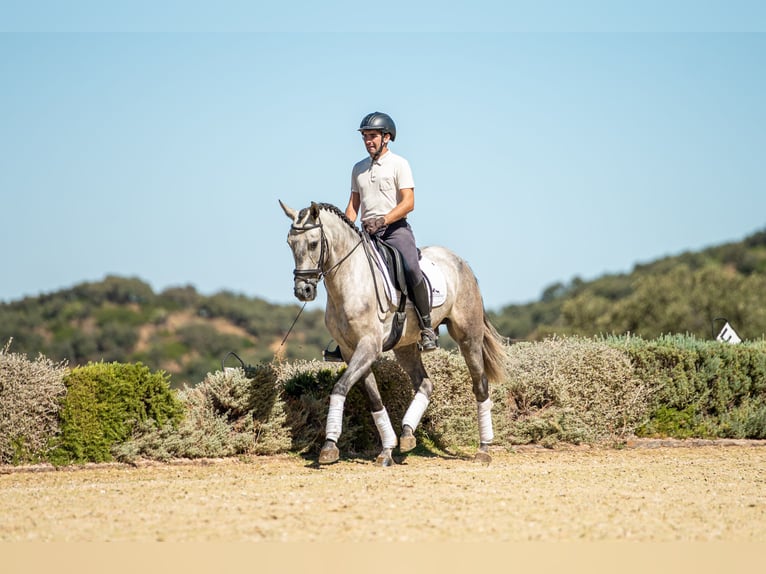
xmin=308 ymin=241 xmax=319 ymax=250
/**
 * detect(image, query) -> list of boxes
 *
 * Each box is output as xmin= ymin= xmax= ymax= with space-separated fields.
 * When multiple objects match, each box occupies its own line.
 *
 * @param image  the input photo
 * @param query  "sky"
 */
xmin=1 ymin=3 xmax=765 ymax=313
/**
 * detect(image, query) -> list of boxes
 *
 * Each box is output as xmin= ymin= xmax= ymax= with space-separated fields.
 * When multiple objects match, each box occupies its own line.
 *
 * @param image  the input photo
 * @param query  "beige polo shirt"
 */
xmin=351 ymin=150 xmax=415 ymax=221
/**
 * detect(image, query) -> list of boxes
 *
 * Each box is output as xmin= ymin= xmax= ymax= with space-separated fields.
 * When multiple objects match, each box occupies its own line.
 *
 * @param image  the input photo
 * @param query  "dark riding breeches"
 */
xmin=377 ymin=219 xmax=423 ymax=290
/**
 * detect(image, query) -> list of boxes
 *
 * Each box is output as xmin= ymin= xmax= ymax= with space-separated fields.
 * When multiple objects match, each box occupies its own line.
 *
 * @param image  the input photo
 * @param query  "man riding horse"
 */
xmin=280 ymin=112 xmax=505 ymax=465
xmin=344 ymin=112 xmax=438 ymax=352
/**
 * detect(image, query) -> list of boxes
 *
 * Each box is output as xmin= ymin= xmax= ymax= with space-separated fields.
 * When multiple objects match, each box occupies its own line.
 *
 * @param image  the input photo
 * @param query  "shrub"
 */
xmin=614 ymin=335 xmax=766 ymax=439
xmin=418 ymin=349 xmax=498 ymax=451
xmin=51 ymin=361 xmax=182 ymax=464
xmin=12 ymin=334 xmax=764 ymax=466
xmin=278 ymin=359 xmax=383 ymax=456
xmin=0 ymin=340 xmax=67 ymax=464
xmin=116 ymin=363 xmax=292 ymax=461
xmin=500 ymin=337 xmax=650 ymax=446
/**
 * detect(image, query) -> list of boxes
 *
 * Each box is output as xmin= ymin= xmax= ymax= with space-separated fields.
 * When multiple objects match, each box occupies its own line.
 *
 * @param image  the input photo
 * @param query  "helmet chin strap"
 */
xmin=371 ymin=134 xmax=389 ymax=162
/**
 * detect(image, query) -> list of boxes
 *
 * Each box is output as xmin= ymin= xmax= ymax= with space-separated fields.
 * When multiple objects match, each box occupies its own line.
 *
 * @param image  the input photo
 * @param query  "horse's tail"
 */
xmin=482 ymin=312 xmax=508 ymax=383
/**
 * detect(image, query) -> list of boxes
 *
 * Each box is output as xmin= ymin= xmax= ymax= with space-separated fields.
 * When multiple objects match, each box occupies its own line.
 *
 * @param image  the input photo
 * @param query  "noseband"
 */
xmin=291 ymin=221 xmax=328 ymax=287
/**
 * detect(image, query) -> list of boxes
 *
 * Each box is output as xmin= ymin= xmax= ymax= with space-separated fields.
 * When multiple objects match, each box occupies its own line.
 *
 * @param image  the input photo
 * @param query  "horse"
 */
xmin=280 ymin=200 xmax=507 ymax=466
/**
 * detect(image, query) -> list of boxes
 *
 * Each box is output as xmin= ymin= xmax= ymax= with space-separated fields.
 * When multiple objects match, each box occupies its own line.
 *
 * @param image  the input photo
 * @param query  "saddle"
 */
xmin=323 ymin=235 xmax=443 ymax=362
xmin=369 ymin=235 xmax=411 ymax=352
xmin=370 ymin=236 xmax=411 ymax=301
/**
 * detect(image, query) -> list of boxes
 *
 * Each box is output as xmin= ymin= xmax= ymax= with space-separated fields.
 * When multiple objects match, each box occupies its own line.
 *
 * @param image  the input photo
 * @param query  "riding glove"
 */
xmin=363 ymin=216 xmax=387 ymax=235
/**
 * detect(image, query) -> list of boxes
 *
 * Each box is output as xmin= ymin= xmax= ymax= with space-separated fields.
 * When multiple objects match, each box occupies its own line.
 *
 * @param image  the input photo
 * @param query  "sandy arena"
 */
xmin=1 ymin=442 xmax=764 ymax=543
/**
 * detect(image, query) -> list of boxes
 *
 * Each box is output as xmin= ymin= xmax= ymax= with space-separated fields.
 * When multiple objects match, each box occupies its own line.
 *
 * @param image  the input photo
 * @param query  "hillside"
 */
xmin=2 ymin=228 xmax=765 ymax=386
xmin=488 ymin=228 xmax=766 ymax=342
xmin=0 ymin=278 xmax=329 ymax=387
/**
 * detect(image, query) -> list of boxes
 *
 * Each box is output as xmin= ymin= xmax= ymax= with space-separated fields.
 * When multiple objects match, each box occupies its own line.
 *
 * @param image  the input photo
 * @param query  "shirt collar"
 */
xmin=371 ymin=149 xmax=391 ymax=166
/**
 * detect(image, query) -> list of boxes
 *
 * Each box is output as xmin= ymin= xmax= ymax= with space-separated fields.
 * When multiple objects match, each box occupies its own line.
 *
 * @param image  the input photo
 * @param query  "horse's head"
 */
xmin=280 ymin=200 xmax=326 ymax=302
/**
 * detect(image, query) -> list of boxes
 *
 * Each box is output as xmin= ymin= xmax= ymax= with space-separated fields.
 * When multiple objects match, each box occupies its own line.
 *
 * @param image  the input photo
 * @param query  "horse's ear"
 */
xmin=310 ymin=202 xmax=321 ymax=220
xmin=279 ymin=200 xmax=298 ymax=221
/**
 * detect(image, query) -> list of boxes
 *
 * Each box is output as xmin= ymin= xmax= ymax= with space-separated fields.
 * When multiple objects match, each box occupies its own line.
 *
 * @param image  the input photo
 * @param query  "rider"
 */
xmin=344 ymin=111 xmax=438 ymax=352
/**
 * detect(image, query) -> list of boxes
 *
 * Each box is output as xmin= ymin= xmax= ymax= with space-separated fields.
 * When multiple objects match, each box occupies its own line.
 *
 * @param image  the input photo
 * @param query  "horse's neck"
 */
xmin=322 ymin=220 xmax=379 ymax=304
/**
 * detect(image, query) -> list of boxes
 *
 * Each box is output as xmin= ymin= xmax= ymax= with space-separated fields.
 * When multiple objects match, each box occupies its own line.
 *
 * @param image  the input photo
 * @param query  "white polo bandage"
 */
xmin=372 ymin=407 xmax=397 ymax=449
xmin=477 ymin=397 xmax=494 ymax=443
xmin=326 ymin=394 xmax=345 ymax=442
xmin=402 ymin=392 xmax=429 ymax=431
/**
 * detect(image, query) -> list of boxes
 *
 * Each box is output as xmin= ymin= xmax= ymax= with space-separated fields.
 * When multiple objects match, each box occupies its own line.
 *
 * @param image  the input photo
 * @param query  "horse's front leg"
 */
xmin=361 ymin=371 xmax=397 ymax=467
xmin=319 ymin=337 xmax=381 ymax=465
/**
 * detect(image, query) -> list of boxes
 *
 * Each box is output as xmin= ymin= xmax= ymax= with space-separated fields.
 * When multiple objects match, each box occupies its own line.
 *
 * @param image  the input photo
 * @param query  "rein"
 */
xmin=282 ymin=207 xmax=391 ymax=350
xmin=293 ymin=217 xmax=387 ymax=315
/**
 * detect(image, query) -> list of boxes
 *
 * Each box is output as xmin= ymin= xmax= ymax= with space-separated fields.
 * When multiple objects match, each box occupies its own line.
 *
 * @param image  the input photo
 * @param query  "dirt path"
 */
xmin=1 ymin=444 xmax=764 ymax=542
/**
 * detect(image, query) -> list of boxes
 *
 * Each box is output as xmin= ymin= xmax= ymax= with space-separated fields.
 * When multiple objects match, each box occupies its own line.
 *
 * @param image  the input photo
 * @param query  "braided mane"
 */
xmin=302 ymin=202 xmax=362 ymax=237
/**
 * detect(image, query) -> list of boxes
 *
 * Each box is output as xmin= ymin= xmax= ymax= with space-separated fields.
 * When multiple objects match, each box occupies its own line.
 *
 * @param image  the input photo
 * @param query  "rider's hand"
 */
xmin=363 ymin=216 xmax=387 ymax=235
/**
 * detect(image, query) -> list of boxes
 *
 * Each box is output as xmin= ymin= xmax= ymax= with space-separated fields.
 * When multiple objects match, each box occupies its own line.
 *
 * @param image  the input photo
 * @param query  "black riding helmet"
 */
xmin=358 ymin=112 xmax=396 ymax=141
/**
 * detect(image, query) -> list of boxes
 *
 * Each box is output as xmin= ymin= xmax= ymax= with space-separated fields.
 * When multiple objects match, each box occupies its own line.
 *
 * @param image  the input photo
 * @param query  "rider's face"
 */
xmin=361 ymin=130 xmax=387 ymax=156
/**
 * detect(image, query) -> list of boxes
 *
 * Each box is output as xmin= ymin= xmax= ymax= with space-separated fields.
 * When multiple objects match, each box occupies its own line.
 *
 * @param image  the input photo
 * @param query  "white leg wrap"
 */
xmin=326 ymin=394 xmax=345 ymax=442
xmin=402 ymin=392 xmax=430 ymax=430
xmin=477 ymin=398 xmax=494 ymax=444
xmin=372 ymin=407 xmax=398 ymax=449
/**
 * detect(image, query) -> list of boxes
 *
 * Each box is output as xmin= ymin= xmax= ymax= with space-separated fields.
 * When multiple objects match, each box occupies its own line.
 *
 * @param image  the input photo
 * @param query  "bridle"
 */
xmin=279 ymin=208 xmax=389 ymax=350
xmin=279 ymin=213 xmax=365 ymax=351
xmin=290 ymin=221 xmax=327 ymax=289
xmin=290 ymin=216 xmax=364 ymax=288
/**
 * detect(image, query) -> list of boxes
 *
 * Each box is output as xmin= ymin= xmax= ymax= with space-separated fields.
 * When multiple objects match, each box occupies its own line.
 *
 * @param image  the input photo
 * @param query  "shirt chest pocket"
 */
xmin=379 ymin=176 xmax=395 ymax=192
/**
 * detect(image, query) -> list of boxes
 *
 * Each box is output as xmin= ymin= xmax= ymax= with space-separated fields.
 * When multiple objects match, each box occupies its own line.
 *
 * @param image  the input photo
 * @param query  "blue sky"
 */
xmin=1 ymin=4 xmax=765 ymax=312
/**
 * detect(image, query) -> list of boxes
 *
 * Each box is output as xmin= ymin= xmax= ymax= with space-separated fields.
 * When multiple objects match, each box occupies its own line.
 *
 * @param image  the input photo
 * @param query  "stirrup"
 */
xmin=323 ymin=345 xmax=344 ymax=363
xmin=418 ymin=328 xmax=438 ymax=352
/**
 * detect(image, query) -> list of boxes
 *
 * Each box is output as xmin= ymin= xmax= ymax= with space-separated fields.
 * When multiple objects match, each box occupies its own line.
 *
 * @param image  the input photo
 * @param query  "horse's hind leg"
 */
xmin=393 ymin=344 xmax=434 ymax=453
xmin=446 ymin=322 xmax=494 ymax=463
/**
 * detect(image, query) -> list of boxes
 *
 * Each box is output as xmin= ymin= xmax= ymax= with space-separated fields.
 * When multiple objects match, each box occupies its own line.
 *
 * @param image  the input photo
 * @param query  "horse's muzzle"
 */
xmin=294 ymin=280 xmax=317 ymax=302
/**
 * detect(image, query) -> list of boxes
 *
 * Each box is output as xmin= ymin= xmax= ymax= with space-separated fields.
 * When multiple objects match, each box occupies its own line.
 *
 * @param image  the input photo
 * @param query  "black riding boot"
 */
xmin=411 ymin=278 xmax=438 ymax=351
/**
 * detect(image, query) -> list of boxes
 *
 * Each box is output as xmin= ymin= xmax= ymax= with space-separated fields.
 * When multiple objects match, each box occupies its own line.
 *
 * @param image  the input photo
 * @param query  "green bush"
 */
xmin=610 ymin=335 xmax=766 ymax=439
xmin=51 ymin=362 xmax=182 ymax=464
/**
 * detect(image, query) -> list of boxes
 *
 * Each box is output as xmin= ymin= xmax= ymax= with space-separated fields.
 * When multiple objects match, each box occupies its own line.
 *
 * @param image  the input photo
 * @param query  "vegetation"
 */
xmin=1 ymin=227 xmax=765 ymax=466
xmin=611 ymin=335 xmax=766 ymax=439
xmin=0 ymin=276 xmax=326 ymax=387
xmin=0 ymin=340 xmax=67 ymax=464
xmin=3 ymin=334 xmax=766 ymax=466
xmin=2 ymin=230 xmax=764 ymax=389
xmin=50 ymin=361 xmax=183 ymax=464
xmin=490 ymin=228 xmax=766 ymax=342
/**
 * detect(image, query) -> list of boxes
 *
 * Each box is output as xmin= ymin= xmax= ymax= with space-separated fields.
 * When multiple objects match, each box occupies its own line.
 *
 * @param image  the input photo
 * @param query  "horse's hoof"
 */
xmin=375 ymin=448 xmax=395 ymax=467
xmin=473 ymin=448 xmax=492 ymax=464
xmin=318 ymin=443 xmax=340 ymax=464
xmin=375 ymin=452 xmax=395 ymax=467
xmin=399 ymin=434 xmax=417 ymax=453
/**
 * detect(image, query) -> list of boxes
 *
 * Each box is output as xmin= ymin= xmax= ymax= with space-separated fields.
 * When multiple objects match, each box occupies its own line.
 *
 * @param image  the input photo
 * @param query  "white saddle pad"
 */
xmin=370 ymin=246 xmax=447 ymax=308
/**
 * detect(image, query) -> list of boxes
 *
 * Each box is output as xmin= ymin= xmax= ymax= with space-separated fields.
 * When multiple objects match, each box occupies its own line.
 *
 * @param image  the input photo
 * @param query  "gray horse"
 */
xmin=280 ymin=200 xmax=507 ymax=466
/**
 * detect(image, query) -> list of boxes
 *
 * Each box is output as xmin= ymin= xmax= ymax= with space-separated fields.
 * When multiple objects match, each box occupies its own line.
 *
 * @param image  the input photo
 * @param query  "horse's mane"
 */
xmin=301 ymin=202 xmax=362 ymax=237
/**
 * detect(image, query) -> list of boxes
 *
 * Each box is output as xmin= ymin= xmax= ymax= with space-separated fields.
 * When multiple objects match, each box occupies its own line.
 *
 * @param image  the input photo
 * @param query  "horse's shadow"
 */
xmin=300 ymin=442 xmax=466 ymax=469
